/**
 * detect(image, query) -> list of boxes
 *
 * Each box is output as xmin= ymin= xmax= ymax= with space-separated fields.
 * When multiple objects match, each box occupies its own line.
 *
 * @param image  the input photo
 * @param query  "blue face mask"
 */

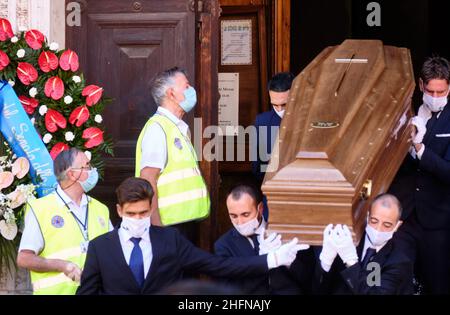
xmin=179 ymin=86 xmax=197 ymax=113
xmin=78 ymin=168 xmax=99 ymax=193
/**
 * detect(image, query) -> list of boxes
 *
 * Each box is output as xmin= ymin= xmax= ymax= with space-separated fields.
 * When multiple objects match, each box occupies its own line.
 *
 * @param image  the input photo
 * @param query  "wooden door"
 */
xmin=216 ymin=1 xmax=271 ymax=237
xmin=65 ymin=0 xmax=199 ymax=223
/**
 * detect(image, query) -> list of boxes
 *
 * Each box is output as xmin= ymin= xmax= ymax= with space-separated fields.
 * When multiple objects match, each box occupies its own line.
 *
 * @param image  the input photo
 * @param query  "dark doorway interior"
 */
xmin=291 ymin=0 xmax=450 ymax=110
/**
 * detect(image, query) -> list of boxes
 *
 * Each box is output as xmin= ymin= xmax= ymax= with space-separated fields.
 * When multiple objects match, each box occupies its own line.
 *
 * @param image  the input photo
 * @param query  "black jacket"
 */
xmin=252 ymin=108 xmax=282 ymax=181
xmin=214 ymin=227 xmax=315 ymax=294
xmin=76 ymin=226 xmax=268 ymax=295
xmin=389 ymin=105 xmax=450 ymax=229
xmin=313 ymin=236 xmax=414 ymax=295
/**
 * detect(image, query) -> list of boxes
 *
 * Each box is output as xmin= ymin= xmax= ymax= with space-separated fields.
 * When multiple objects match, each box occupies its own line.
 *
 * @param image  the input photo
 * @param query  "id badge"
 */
xmin=80 ymin=241 xmax=89 ymax=253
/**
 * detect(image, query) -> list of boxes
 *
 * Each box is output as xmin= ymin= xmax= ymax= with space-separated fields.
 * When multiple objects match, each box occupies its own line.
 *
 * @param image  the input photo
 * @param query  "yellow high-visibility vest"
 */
xmin=135 ymin=113 xmax=210 ymax=225
xmin=27 ymin=192 xmax=109 ymax=295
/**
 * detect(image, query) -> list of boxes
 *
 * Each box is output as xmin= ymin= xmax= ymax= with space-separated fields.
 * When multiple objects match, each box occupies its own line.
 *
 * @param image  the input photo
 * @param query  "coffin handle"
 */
xmin=360 ymin=179 xmax=372 ymax=200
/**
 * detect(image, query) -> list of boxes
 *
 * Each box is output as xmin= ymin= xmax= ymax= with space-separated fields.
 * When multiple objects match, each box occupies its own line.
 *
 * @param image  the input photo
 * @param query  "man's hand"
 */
xmin=267 ymin=238 xmax=310 ymax=269
xmin=63 ymin=262 xmax=82 ymax=283
xmin=410 ymin=116 xmax=427 ymax=144
xmin=319 ymin=224 xmax=338 ymax=272
xmin=331 ymin=224 xmax=358 ymax=267
xmin=258 ymin=228 xmax=282 ymax=255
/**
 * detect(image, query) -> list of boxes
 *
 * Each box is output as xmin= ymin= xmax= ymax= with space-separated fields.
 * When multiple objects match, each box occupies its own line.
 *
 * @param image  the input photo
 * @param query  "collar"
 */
xmin=119 ymin=223 xmax=151 ymax=243
xmin=418 ymin=103 xmax=445 ymax=121
xmin=56 ymin=185 xmax=88 ymax=208
xmin=157 ymin=106 xmax=181 ymax=124
xmin=156 ymin=106 xmax=189 ymax=136
xmin=254 ymin=219 xmax=267 ymax=235
xmin=364 ymin=234 xmax=385 ymax=253
xmin=273 ymin=108 xmax=285 ymax=118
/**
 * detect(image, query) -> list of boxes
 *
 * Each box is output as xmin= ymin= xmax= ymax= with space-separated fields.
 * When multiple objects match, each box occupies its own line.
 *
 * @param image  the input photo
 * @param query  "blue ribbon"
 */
xmin=0 ymin=80 xmax=57 ymax=197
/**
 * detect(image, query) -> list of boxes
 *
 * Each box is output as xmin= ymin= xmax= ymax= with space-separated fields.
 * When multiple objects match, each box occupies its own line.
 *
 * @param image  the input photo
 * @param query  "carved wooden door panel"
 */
xmin=66 ymin=0 xmax=197 ymax=221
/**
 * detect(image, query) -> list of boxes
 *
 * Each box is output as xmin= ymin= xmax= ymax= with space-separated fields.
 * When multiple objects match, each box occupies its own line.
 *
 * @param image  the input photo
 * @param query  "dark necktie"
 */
xmin=361 ymin=247 xmax=377 ymax=270
xmin=129 ymin=237 xmax=144 ymax=287
xmin=250 ymin=234 xmax=260 ymax=255
xmin=421 ymin=111 xmax=440 ymax=145
xmin=426 ymin=111 xmax=439 ymax=129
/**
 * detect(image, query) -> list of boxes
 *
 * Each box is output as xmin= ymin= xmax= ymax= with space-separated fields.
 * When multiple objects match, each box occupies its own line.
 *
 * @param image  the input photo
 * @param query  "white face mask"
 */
xmin=274 ymin=107 xmax=285 ymax=118
xmin=365 ymin=223 xmax=398 ymax=247
xmin=423 ymin=90 xmax=449 ymax=112
xmin=121 ymin=216 xmax=151 ymax=238
xmin=233 ymin=216 xmax=261 ymax=236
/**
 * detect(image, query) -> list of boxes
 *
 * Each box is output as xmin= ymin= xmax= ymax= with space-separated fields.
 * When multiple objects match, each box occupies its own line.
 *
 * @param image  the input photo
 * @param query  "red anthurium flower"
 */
xmin=0 ymin=18 xmax=13 ymax=41
xmin=45 ymin=109 xmax=67 ymax=133
xmin=59 ymin=49 xmax=79 ymax=72
xmin=69 ymin=105 xmax=90 ymax=127
xmin=17 ymin=62 xmax=38 ymax=85
xmin=82 ymin=85 xmax=103 ymax=106
xmin=50 ymin=142 xmax=70 ymax=160
xmin=82 ymin=127 xmax=104 ymax=148
xmin=44 ymin=76 xmax=64 ymax=100
xmin=0 ymin=50 xmax=10 ymax=71
xmin=25 ymin=29 xmax=45 ymax=50
xmin=19 ymin=96 xmax=39 ymax=115
xmin=38 ymin=51 xmax=59 ymax=73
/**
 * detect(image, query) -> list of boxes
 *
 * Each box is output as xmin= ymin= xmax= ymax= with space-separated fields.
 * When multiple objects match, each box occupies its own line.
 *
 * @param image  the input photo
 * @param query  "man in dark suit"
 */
xmin=389 ymin=56 xmax=450 ymax=294
xmin=76 ymin=177 xmax=305 ymax=295
xmin=252 ymin=72 xmax=294 ymax=220
xmin=314 ymin=194 xmax=414 ymax=295
xmin=214 ymin=184 xmax=315 ymax=294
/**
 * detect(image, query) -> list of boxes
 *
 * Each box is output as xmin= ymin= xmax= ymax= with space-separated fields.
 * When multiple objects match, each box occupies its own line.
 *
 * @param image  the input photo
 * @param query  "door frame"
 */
xmin=195 ymin=0 xmax=221 ymax=250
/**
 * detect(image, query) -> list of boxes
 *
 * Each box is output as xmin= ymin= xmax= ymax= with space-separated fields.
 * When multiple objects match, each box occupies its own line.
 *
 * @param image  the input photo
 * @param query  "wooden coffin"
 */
xmin=262 ymin=40 xmax=415 ymax=245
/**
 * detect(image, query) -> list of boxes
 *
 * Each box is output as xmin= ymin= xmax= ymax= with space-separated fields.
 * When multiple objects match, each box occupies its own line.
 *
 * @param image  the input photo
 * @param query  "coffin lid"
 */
xmin=263 ymin=39 xmax=415 ymax=194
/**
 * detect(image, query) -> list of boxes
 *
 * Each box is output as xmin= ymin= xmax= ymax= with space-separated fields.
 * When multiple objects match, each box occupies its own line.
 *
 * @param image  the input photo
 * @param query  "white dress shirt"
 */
xmin=139 ymin=106 xmax=190 ymax=173
xmin=19 ymin=185 xmax=113 ymax=254
xmin=118 ymin=223 xmax=153 ymax=278
xmin=361 ymin=235 xmax=386 ymax=264
xmin=247 ymin=219 xmax=267 ymax=248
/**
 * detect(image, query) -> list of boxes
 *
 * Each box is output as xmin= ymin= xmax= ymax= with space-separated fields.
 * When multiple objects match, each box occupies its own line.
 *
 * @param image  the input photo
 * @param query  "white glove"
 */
xmin=64 ymin=262 xmax=82 ymax=283
xmin=331 ymin=224 xmax=358 ymax=266
xmin=258 ymin=228 xmax=282 ymax=255
xmin=267 ymin=237 xmax=310 ymax=269
xmin=410 ymin=116 xmax=426 ymax=144
xmin=319 ymin=224 xmax=338 ymax=272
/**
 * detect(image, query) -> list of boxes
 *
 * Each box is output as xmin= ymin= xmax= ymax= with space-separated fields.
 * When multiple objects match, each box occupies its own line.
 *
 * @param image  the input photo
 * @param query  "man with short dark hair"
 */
xmin=17 ymin=148 xmax=111 ymax=295
xmin=315 ymin=194 xmax=413 ymax=295
xmin=252 ymin=72 xmax=295 ymax=220
xmin=390 ymin=57 xmax=450 ymax=294
xmin=214 ymin=184 xmax=315 ymax=294
xmin=389 ymin=56 xmax=450 ymax=294
xmin=77 ymin=177 xmax=307 ymax=295
xmin=252 ymin=72 xmax=294 ymax=182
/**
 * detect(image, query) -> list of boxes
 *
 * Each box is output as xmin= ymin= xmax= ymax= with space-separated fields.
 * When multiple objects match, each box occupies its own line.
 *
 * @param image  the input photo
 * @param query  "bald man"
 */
xmin=314 ymin=194 xmax=414 ymax=295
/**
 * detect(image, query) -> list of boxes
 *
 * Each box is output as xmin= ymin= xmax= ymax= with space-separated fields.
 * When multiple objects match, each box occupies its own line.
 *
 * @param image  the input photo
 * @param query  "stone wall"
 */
xmin=0 ymin=0 xmax=65 ymax=47
xmin=0 ymin=265 xmax=32 ymax=295
xmin=0 ymin=0 xmax=64 ymax=295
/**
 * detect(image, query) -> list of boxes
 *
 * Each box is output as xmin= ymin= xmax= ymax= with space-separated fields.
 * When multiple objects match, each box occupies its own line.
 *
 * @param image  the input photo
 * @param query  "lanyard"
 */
xmin=55 ymin=190 xmax=89 ymax=241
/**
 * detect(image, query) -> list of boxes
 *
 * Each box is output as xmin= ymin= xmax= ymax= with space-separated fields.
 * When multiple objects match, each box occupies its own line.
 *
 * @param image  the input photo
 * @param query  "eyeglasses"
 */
xmin=71 ymin=163 xmax=92 ymax=171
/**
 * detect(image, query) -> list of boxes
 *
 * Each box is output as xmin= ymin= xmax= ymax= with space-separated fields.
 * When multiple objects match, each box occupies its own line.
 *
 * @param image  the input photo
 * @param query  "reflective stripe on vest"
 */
xmin=33 ymin=273 xmax=73 ymax=292
xmin=135 ymin=113 xmax=210 ymax=225
xmin=158 ymin=187 xmax=208 ymax=208
xmin=27 ymin=192 xmax=109 ymax=295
